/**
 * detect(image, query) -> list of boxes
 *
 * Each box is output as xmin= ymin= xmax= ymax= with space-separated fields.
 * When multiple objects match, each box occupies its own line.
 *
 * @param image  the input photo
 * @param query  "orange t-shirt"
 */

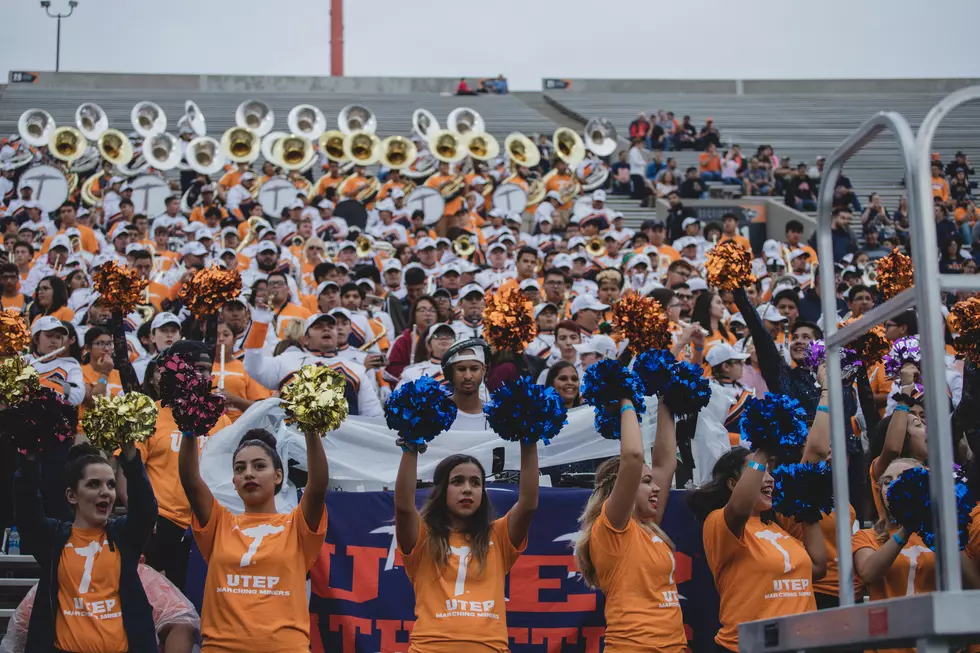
xmin=932 ymin=176 xmax=950 ymax=202
xmin=193 ymin=498 xmax=327 ymax=653
xmin=590 ymin=503 xmax=686 ymax=652
xmin=135 ymin=403 xmax=232 ymax=529
xmin=852 ymin=528 xmax=934 ymax=653
xmin=271 ymin=302 xmax=312 ymax=341
xmin=190 ymin=204 xmax=229 ymax=225
xmin=55 ymin=527 xmax=127 ymax=653
xmin=778 ymin=507 xmax=861 ymax=598
xmin=2 ymin=293 xmax=26 ymax=313
xmin=218 ymin=169 xmax=242 ymax=191
xmin=719 ymin=234 xmax=752 ymax=252
xmin=424 ymin=174 xmax=463 ymax=217
xmin=703 ymin=510 xmax=816 ymax=652
xmin=699 ymin=152 xmax=722 ymax=173
xmin=32 ymin=305 xmax=75 ymax=325
xmin=544 ymin=172 xmax=576 ymax=211
xmin=211 ymin=358 xmax=272 ymax=422
xmin=402 ymin=514 xmax=525 ymax=653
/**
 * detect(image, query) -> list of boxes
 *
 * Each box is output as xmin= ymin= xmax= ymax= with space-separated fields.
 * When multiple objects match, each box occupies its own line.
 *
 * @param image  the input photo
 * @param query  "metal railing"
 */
xmin=739 ymin=86 xmax=980 ymax=652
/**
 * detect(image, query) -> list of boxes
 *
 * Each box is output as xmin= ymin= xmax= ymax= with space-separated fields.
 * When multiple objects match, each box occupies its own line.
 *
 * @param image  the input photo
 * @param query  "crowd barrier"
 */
xmin=185 ymin=487 xmax=721 ymax=653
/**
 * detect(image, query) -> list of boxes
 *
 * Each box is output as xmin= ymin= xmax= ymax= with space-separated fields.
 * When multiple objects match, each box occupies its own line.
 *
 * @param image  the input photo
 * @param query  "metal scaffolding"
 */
xmin=739 ymin=87 xmax=980 ymax=653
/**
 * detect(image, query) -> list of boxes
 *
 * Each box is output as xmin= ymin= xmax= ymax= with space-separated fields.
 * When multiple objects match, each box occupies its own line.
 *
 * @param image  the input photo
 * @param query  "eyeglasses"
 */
xmin=416 ymin=307 xmax=437 ymax=314
xmin=676 ymin=294 xmax=693 ymax=301
xmin=91 ymin=340 xmax=113 ymax=349
xmin=267 ymin=280 xmax=287 ymax=288
xmin=884 ymin=321 xmax=898 ymax=329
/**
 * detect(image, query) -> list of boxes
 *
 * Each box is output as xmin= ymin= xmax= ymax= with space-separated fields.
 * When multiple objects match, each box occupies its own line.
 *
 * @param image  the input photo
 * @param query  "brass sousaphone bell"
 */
xmin=462 ymin=132 xmax=500 ymax=161
xmin=49 ymin=126 xmax=88 ymax=163
xmin=18 ymin=109 xmax=56 ymax=147
xmin=318 ymin=130 xmax=347 ymax=163
xmin=221 ymin=126 xmax=261 ymax=163
xmin=504 ymin=132 xmax=541 ymax=169
xmin=584 ymin=117 xmax=617 ymax=157
xmin=98 ymin=129 xmax=134 ymax=167
xmin=131 ymin=101 xmax=167 ymax=138
xmin=236 ymin=99 xmax=275 ymax=137
xmin=186 ymin=136 xmax=225 ymax=175
xmin=272 ymin=133 xmax=315 ymax=171
xmin=381 ymin=136 xmax=418 ymax=170
xmin=343 ymin=131 xmax=382 ymax=166
xmin=75 ymin=103 xmax=108 ymax=140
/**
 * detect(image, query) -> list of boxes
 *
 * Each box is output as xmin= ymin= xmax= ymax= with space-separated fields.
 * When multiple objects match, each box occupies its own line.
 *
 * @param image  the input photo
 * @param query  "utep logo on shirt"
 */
xmin=64 ymin=539 xmax=122 ymax=621
xmin=755 ymin=529 xmax=812 ymax=600
xmin=216 ymin=523 xmax=291 ymax=598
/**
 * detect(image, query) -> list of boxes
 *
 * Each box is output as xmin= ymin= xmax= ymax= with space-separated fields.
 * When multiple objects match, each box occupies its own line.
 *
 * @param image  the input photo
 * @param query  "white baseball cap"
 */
xmin=30 ymin=315 xmax=69 ymax=336
xmin=519 ymin=279 xmax=540 ymax=292
xmin=553 ymin=253 xmax=573 ymax=269
xmin=304 ymin=313 xmax=336 ymax=332
xmin=573 ymin=334 xmax=617 ymax=359
xmin=376 ymin=198 xmax=395 ymax=212
xmin=425 ymin=322 xmax=456 ymax=343
xmin=256 ymin=241 xmax=278 ymax=254
xmin=570 ymin=295 xmax=609 ymax=316
xmin=327 ymin=307 xmax=354 ymax=322
xmin=592 ymin=190 xmax=606 ymax=202
xmin=382 ymin=259 xmax=403 ymax=273
xmin=789 ymin=248 xmax=810 ymax=261
xmin=317 ymin=199 xmax=335 ymax=210
xmin=316 ymin=280 xmax=340 ymax=295
xmin=687 ymin=277 xmax=708 ymax=292
xmin=240 ymin=172 xmax=256 ymax=181
xmin=759 ymin=303 xmax=788 ymax=323
xmin=390 ymin=188 xmax=406 ymax=199
xmin=533 ymin=302 xmax=559 ymax=318
xmin=49 ymin=235 xmax=71 ymax=251
xmin=674 ymin=236 xmax=698 ymax=250
xmin=180 ymin=242 xmax=208 ymax=257
xmin=681 ymin=217 xmax=700 ymax=230
xmin=460 ymin=283 xmax=486 ymax=298
xmin=626 ymin=254 xmax=652 ymax=270
xmin=568 ymin=236 xmax=587 ymax=250
xmin=487 ymin=242 xmax=507 ymax=253
xmin=125 ymin=243 xmax=147 ymax=254
xmin=150 ymin=312 xmax=181 ymax=331
xmin=705 ymin=342 xmax=750 ymax=367
xmin=415 ymin=237 xmax=436 ymax=251
xmin=545 ymin=190 xmax=561 ymax=202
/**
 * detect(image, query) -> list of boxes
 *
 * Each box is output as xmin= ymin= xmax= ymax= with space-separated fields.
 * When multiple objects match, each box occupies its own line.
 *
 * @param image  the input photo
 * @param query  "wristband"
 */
xmin=747 ymin=460 xmax=766 ymax=472
xmin=816 ymin=405 xmax=829 ymax=414
xmin=693 ymin=346 xmax=704 ymax=352
xmin=892 ymin=532 xmax=908 ymax=547
xmin=98 ymin=377 xmax=108 ymax=385
xmin=893 ymin=404 xmax=910 ymax=413
xmin=182 ymin=431 xmax=197 ymax=439
xmin=620 ymin=404 xmax=636 ymax=415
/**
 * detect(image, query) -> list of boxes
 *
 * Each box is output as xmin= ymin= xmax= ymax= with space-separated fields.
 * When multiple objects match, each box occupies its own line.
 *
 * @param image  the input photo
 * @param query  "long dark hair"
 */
xmin=234 ymin=429 xmax=284 ymax=494
xmin=692 ymin=291 xmax=729 ymax=341
xmin=686 ymin=448 xmax=750 ymax=521
xmin=82 ymin=325 xmax=111 ymax=366
xmin=29 ymin=275 xmax=69 ymax=323
xmin=545 ymin=361 xmax=581 ymax=407
xmin=409 ymin=295 xmax=437 ymax=331
xmin=420 ymin=454 xmax=494 ymax=573
xmin=65 ymin=442 xmax=111 ymax=492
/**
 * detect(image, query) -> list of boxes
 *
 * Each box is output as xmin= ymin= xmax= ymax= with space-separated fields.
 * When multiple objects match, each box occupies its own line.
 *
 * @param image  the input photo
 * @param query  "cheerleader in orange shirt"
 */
xmin=393 ymin=440 xmax=539 ymax=652
xmin=688 ymin=448 xmax=827 ymax=652
xmin=178 ymin=422 xmax=329 ymax=653
xmin=574 ymin=399 xmax=686 ymax=653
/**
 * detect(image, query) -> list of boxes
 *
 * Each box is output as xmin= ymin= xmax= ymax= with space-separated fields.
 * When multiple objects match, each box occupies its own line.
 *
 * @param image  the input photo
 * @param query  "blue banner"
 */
xmin=187 ymin=487 xmax=720 ymax=652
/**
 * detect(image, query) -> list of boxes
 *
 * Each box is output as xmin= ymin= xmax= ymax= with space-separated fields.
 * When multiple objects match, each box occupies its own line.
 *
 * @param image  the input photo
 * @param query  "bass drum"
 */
xmin=257 ymin=176 xmax=300 ymax=219
xmin=19 ymin=165 xmax=69 ymax=213
xmin=405 ymin=186 xmax=445 ymax=226
xmin=491 ymin=182 xmax=529 ymax=215
xmin=127 ymin=174 xmax=171 ymax=217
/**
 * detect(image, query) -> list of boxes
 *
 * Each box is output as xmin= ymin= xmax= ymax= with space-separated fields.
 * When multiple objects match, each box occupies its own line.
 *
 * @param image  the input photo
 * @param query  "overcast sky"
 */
xmin=0 ymin=0 xmax=977 ymax=91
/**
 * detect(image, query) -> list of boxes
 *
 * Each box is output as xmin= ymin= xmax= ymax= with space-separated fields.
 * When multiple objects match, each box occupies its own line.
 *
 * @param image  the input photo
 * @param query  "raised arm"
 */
xmin=871 ymin=363 xmax=917 ymax=480
xmin=507 ymin=441 xmax=540 ymax=548
xmin=803 ymin=365 xmax=830 ymax=463
xmin=394 ymin=450 xmax=420 ymax=555
xmin=733 ymin=288 xmax=788 ymax=393
xmin=177 ymin=431 xmax=213 ymax=528
xmin=723 ymin=449 xmax=769 ymax=538
xmin=854 ymin=527 xmax=908 ymax=584
xmin=650 ymin=400 xmax=677 ymax=525
xmin=604 ymin=398 xmax=644 ymax=531
xmin=299 ymin=428 xmax=328 ymax=530
xmin=116 ymin=442 xmax=158 ymax=549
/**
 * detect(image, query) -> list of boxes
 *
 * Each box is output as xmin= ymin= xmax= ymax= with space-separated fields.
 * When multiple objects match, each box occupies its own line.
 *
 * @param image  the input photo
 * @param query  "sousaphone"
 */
xmin=504 ymin=132 xmax=540 ymax=169
xmin=143 ymin=132 xmax=182 ymax=170
xmin=287 ymin=105 xmax=326 ymax=141
xmin=186 ymin=136 xmax=225 ymax=175
xmin=18 ymin=109 xmax=56 ymax=147
xmin=380 ymin=136 xmax=418 ymax=170
xmin=236 ymin=99 xmax=275 ymax=137
xmin=178 ymin=100 xmax=207 ymax=138
xmin=49 ymin=127 xmax=88 ymax=163
xmin=412 ymin=109 xmax=439 ymax=142
xmin=220 ymin=126 xmax=261 ymax=164
xmin=75 ymin=103 xmax=108 ymax=140
xmin=447 ymin=107 xmax=485 ymax=136
xmin=584 ymin=117 xmax=617 ymax=157
xmin=554 ymin=127 xmax=586 ymax=168
xmin=343 ymin=131 xmax=382 ymax=166
xmin=338 ymin=105 xmax=376 ymax=135
xmin=261 ymin=131 xmax=287 ymax=165
xmin=131 ymin=101 xmax=167 ymax=138
xmin=98 ymin=129 xmax=134 ymax=167
xmin=271 ymin=134 xmax=315 ymax=171
xmin=462 ymin=132 xmax=500 ymax=161
xmin=428 ymin=129 xmax=465 ymax=164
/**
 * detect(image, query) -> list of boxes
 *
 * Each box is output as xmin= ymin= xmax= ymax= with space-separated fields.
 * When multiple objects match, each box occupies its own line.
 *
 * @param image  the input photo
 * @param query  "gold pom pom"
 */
xmin=949 ymin=297 xmax=980 ymax=365
xmin=280 ymin=365 xmax=349 ymax=435
xmin=706 ymin=241 xmax=756 ymax=291
xmin=876 ymin=248 xmax=914 ymax=301
xmin=178 ymin=266 xmax=243 ymax=320
xmin=612 ymin=292 xmax=671 ymax=355
xmin=483 ymin=287 xmax=538 ymax=353
xmin=0 ymin=310 xmax=30 ymax=357
xmin=842 ymin=318 xmax=890 ymax=366
xmin=0 ymin=357 xmax=39 ymax=406
xmin=82 ymin=392 xmax=159 ymax=451
xmin=93 ymin=261 xmax=149 ymax=315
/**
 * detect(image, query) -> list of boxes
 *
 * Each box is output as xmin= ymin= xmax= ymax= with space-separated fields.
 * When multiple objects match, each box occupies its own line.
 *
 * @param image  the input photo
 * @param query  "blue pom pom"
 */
xmin=740 ymin=393 xmax=808 ymax=454
xmin=772 ymin=461 xmax=834 ymax=523
xmin=582 ymin=359 xmax=646 ymax=411
xmin=633 ymin=349 xmax=677 ymax=397
xmin=384 ymin=375 xmax=458 ymax=453
xmin=661 ymin=361 xmax=711 ymax=419
xmin=484 ymin=376 xmax=567 ymax=446
xmin=581 ymin=359 xmax=645 ymax=440
xmin=886 ymin=466 xmax=973 ymax=551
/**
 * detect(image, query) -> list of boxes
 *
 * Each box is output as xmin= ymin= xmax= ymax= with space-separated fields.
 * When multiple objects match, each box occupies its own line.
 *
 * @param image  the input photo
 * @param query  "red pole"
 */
xmin=330 ymin=0 xmax=344 ymax=76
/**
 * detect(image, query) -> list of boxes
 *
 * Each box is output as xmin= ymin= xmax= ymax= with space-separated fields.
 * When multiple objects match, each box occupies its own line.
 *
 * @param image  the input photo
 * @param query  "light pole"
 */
xmin=40 ymin=1 xmax=78 ymax=73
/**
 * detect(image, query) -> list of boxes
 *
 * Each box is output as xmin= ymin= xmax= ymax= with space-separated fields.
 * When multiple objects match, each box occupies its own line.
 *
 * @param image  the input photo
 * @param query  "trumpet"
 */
xmin=453 ymin=235 xmax=476 ymax=259
xmin=585 ymin=236 xmax=606 ymax=258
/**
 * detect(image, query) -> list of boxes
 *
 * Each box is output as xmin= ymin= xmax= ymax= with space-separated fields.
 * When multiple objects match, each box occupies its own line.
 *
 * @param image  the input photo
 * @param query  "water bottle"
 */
xmin=7 ymin=527 xmax=20 ymax=555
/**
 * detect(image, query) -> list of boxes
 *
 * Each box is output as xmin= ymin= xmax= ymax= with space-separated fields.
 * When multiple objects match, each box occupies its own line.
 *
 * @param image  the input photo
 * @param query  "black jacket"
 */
xmin=16 ymin=453 xmax=159 ymax=653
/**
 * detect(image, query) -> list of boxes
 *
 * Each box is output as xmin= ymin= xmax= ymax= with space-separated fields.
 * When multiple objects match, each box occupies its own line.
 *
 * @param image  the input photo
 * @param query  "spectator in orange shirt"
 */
xmin=719 ymin=213 xmax=752 ymax=251
xmin=698 ymin=143 xmax=723 ymax=183
xmin=931 ymin=162 xmax=950 ymax=202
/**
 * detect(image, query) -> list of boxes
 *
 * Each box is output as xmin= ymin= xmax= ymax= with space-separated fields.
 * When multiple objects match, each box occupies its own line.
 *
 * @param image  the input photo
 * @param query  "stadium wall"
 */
xmin=543 ymin=77 xmax=980 ymax=94
xmin=7 ymin=72 xmax=462 ymax=94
